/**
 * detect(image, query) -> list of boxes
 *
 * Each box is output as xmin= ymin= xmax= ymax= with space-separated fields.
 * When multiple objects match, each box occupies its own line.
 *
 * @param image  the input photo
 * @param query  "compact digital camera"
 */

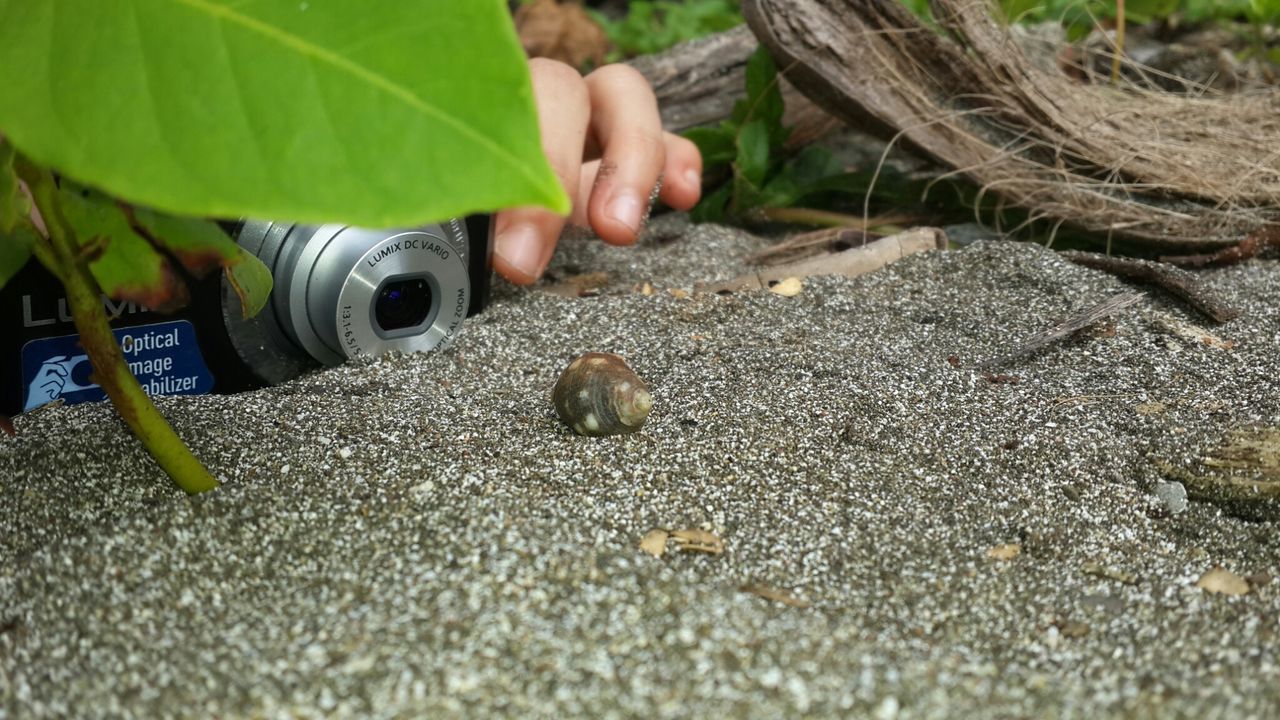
xmin=1 ymin=216 xmax=491 ymax=416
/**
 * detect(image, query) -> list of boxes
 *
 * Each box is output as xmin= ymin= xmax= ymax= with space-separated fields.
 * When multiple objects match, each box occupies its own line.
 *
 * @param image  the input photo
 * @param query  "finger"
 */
xmin=583 ymin=65 xmax=666 ymax=246
xmin=492 ymin=59 xmax=590 ymax=285
xmin=658 ymin=133 xmax=702 ymax=211
xmin=572 ymin=133 xmax=703 ymax=225
xmin=571 ymin=159 xmax=600 ymax=227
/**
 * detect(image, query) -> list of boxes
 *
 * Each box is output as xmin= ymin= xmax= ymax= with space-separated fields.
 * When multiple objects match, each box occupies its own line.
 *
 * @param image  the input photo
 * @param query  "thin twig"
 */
xmin=1060 ymin=250 xmax=1241 ymax=323
xmin=973 ymin=291 xmax=1145 ymax=370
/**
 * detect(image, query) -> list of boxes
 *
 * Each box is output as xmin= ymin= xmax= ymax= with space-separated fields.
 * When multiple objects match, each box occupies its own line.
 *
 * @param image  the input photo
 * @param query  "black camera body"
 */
xmin=1 ymin=215 xmax=491 ymax=416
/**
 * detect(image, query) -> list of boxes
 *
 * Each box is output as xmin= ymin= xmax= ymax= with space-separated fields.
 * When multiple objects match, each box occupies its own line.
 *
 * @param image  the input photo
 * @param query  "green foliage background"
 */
xmin=902 ymin=0 xmax=1280 ymax=37
xmin=590 ymin=0 xmax=742 ymax=60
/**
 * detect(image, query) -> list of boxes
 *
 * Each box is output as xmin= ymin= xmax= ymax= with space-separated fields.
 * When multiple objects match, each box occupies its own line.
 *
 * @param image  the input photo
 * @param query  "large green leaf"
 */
xmin=0 ymin=1 xmax=569 ymax=228
xmin=0 ymin=140 xmax=35 ymax=287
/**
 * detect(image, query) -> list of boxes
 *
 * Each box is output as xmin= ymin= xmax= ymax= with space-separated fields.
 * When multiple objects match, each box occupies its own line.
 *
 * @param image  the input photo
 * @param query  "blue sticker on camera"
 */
xmin=20 ymin=320 xmax=214 ymax=412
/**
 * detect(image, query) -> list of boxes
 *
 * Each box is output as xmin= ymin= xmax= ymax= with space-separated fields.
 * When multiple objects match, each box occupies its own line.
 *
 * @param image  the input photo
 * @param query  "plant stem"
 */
xmin=25 ymin=170 xmax=219 ymax=494
xmin=1110 ymin=0 xmax=1126 ymax=85
xmin=752 ymin=206 xmax=909 ymax=230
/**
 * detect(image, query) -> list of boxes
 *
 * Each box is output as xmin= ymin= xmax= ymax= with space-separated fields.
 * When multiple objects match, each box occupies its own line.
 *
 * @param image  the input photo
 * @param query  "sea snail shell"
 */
xmin=552 ymin=353 xmax=653 ymax=436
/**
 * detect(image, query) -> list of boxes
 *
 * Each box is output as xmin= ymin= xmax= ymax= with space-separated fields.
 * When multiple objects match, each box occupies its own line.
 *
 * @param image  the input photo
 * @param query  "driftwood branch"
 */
xmin=627 ymin=25 xmax=839 ymax=144
xmin=696 ymin=227 xmax=946 ymax=294
xmin=1060 ymin=251 xmax=1242 ymax=323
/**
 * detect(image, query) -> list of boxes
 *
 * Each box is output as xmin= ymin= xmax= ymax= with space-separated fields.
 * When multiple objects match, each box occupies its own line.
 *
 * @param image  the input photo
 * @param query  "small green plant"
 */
xmin=684 ymin=48 xmax=926 ymax=229
xmin=0 ymin=1 xmax=565 ymax=493
xmin=590 ymin=0 xmax=743 ymax=61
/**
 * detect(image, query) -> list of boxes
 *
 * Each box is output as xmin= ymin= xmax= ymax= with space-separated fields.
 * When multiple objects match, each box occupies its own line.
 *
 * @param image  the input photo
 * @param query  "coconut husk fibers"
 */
xmin=743 ymin=0 xmax=1280 ymax=247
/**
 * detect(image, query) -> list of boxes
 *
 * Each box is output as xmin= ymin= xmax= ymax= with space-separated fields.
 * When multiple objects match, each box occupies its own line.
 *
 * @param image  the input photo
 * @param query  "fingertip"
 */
xmin=492 ymin=216 xmax=556 ymax=285
xmin=594 ymin=219 xmax=641 ymax=247
xmin=661 ymin=134 xmax=703 ymax=210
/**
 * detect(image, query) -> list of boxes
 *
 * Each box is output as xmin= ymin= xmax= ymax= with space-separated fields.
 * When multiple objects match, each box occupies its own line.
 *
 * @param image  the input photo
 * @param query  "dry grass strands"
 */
xmin=742 ymin=0 xmax=1280 ymax=246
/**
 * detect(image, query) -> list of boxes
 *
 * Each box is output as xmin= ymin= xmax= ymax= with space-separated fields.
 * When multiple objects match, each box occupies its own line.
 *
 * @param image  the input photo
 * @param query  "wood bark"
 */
xmin=626 ymin=25 xmax=839 ymax=144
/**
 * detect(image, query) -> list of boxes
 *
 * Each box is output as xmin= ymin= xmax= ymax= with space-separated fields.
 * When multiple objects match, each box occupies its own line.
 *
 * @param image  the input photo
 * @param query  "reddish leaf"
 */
xmin=129 ymin=209 xmax=236 ymax=277
xmin=57 ymin=188 xmax=188 ymax=312
xmin=130 ymin=209 xmax=273 ymax=318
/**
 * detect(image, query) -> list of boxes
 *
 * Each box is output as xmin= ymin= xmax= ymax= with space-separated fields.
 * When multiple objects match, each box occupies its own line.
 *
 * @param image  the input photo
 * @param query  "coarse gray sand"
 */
xmin=2 ymin=215 xmax=1278 ymax=718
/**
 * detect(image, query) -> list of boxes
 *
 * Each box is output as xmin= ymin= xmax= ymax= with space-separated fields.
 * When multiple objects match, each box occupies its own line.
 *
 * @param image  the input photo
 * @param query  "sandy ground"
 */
xmin=2 ymin=216 xmax=1278 ymax=718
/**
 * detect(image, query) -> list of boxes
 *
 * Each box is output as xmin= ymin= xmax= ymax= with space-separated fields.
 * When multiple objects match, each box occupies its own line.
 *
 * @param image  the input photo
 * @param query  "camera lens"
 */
xmin=375 ymin=277 xmax=432 ymax=332
xmin=223 ymin=221 xmax=473 ymax=380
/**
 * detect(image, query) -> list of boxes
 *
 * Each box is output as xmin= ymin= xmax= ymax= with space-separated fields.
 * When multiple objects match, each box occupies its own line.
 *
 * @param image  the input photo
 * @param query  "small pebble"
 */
xmin=1155 ymin=481 xmax=1188 ymax=514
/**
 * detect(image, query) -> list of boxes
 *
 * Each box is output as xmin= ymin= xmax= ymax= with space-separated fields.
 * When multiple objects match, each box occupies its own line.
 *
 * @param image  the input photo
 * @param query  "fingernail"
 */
xmin=606 ymin=191 xmax=643 ymax=233
xmin=494 ymin=224 xmax=545 ymax=280
xmin=684 ymin=168 xmax=702 ymax=191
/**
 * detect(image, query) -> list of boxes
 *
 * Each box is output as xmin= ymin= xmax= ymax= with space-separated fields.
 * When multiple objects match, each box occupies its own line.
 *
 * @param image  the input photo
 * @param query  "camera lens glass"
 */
xmin=375 ymin=277 xmax=433 ymax=332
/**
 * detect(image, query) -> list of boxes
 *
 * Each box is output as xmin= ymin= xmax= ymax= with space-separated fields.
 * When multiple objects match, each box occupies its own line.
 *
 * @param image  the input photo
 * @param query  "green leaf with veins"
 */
xmin=742 ymin=47 xmax=786 ymax=145
xmin=57 ymin=188 xmax=189 ymax=312
xmin=683 ymin=126 xmax=737 ymax=167
xmin=735 ymin=120 xmax=771 ymax=190
xmin=224 ymin=248 xmax=274 ymax=320
xmin=0 ymin=0 xmax=567 ymax=228
xmin=131 ymin=210 xmax=273 ymax=318
xmin=0 ymin=226 xmax=35 ymax=289
xmin=690 ymin=183 xmax=731 ymax=224
xmin=0 ymin=140 xmax=29 ymax=235
xmin=1 ymin=141 xmax=35 ymax=288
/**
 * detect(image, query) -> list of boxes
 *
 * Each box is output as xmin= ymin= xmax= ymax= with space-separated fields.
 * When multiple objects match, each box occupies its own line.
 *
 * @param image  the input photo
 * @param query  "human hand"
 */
xmin=492 ymin=59 xmax=703 ymax=285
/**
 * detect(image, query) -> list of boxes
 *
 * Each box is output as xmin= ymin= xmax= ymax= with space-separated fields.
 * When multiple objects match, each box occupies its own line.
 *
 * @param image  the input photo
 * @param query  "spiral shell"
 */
xmin=552 ymin=353 xmax=652 ymax=436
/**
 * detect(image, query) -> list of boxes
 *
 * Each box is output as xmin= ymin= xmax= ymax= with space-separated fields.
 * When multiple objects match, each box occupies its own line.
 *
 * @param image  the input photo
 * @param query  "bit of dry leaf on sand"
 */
xmin=988 ymin=543 xmax=1022 ymax=561
xmin=639 ymin=528 xmax=725 ymax=558
xmin=741 ymin=583 xmax=811 ymax=608
xmin=1197 ymin=567 xmax=1251 ymax=596
xmin=767 ymin=277 xmax=804 ymax=297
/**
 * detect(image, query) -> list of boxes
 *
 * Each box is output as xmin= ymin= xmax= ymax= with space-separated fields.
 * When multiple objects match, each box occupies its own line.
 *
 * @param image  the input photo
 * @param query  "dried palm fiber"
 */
xmin=742 ymin=0 xmax=1280 ymax=247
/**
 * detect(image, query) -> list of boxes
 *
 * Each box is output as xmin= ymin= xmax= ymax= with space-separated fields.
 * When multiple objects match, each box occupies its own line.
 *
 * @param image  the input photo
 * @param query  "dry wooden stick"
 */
xmin=1161 ymin=226 xmax=1280 ymax=268
xmin=745 ymin=211 xmax=919 ymax=266
xmin=973 ymin=292 xmax=1145 ymax=370
xmin=1060 ymin=251 xmax=1241 ymax=323
xmin=697 ymin=226 xmax=946 ymax=294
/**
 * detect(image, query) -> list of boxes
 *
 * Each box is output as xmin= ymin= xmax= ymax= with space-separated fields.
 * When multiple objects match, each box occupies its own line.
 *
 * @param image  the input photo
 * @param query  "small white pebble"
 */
xmin=1155 ymin=481 xmax=1188 ymax=514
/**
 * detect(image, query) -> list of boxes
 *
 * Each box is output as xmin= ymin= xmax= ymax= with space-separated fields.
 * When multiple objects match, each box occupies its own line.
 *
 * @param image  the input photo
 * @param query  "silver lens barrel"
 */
xmin=222 ymin=220 xmax=472 ymax=384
